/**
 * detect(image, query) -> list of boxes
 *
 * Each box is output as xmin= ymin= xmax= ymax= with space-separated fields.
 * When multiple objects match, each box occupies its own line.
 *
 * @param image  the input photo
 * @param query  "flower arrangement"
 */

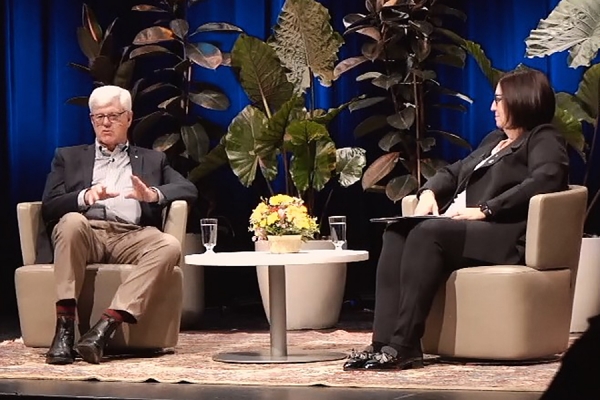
xmin=249 ymin=194 xmax=319 ymax=241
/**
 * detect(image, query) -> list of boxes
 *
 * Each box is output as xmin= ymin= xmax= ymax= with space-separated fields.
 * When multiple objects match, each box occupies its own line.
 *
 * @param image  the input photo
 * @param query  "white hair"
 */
xmin=88 ymin=85 xmax=132 ymax=112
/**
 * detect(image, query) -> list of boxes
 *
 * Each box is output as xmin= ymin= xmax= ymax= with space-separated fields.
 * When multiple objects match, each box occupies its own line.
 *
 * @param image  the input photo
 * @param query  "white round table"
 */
xmin=185 ymin=249 xmax=369 ymax=364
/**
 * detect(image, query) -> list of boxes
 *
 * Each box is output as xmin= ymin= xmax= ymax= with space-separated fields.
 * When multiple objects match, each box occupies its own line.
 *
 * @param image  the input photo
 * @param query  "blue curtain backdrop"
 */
xmin=1 ymin=0 xmax=589 ymax=312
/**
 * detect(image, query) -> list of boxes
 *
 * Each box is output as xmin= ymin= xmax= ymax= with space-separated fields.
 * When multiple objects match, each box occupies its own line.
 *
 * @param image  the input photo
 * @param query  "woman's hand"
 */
xmin=414 ymin=190 xmax=439 ymax=216
xmin=449 ymin=207 xmax=486 ymax=220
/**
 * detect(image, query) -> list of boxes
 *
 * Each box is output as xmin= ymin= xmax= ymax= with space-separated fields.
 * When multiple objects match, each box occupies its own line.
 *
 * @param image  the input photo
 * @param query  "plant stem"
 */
xmin=583 ymin=80 xmax=600 ymax=189
xmin=412 ymin=72 xmax=424 ymax=187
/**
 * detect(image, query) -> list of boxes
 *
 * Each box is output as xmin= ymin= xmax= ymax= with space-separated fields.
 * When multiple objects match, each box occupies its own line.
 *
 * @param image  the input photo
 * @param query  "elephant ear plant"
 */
xmin=222 ymin=0 xmax=367 ymax=215
xmin=524 ymin=0 xmax=600 ymax=230
xmin=338 ymin=0 xmax=474 ymax=202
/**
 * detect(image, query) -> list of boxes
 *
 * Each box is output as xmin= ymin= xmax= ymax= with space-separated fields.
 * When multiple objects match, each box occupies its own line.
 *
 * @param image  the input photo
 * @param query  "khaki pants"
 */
xmin=51 ymin=212 xmax=181 ymax=320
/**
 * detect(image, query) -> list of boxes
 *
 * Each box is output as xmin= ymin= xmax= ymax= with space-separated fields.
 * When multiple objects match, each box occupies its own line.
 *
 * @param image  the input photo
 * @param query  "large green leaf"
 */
xmin=231 ymin=34 xmax=294 ymax=116
xmin=284 ymin=120 xmax=336 ymax=192
xmin=188 ymin=142 xmax=229 ymax=183
xmin=225 ymin=106 xmax=274 ymax=186
xmin=462 ymin=39 xmax=504 ymax=88
xmin=556 ymin=93 xmax=595 ymax=124
xmin=575 ymin=63 xmax=600 ymax=121
xmin=270 ymin=0 xmax=344 ymax=90
xmin=525 ymin=0 xmax=600 ymax=68
xmin=336 ymin=147 xmax=366 ymax=188
xmin=260 ymin=96 xmax=304 ymax=160
xmin=310 ymin=96 xmax=362 ymax=125
xmin=181 ymin=123 xmax=210 ymax=163
xmin=553 ymin=108 xmax=586 ymax=161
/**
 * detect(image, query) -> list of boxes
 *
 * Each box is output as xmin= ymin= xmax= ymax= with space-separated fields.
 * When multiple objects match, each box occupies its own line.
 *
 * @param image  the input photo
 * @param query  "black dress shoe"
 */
xmin=46 ymin=316 xmax=76 ymax=365
xmin=74 ymin=317 xmax=119 ymax=364
xmin=343 ymin=346 xmax=377 ymax=370
xmin=363 ymin=345 xmax=424 ymax=370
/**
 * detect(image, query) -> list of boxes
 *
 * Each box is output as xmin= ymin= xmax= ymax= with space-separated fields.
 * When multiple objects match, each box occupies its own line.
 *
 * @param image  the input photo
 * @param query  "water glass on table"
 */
xmin=200 ymin=218 xmax=218 ymax=253
xmin=328 ymin=216 xmax=347 ymax=250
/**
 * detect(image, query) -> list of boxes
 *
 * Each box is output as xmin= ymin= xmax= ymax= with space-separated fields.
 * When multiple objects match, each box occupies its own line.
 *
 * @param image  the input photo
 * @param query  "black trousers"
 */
xmin=372 ymin=218 xmax=489 ymax=350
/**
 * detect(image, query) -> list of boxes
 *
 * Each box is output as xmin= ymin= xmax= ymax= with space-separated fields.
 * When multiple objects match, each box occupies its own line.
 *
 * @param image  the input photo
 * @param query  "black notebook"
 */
xmin=370 ymin=215 xmax=450 ymax=223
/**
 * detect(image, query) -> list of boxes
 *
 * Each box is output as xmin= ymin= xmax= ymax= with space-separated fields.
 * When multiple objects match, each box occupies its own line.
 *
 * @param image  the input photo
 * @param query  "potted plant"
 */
xmin=524 ymin=0 xmax=600 ymax=333
xmin=249 ymin=194 xmax=319 ymax=254
xmin=223 ymin=0 xmax=367 ymax=330
xmin=338 ymin=0 xmax=474 ymax=202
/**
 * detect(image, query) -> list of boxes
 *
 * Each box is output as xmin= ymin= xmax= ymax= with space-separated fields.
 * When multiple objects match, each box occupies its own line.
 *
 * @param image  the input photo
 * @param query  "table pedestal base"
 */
xmin=212 ymin=350 xmax=347 ymax=364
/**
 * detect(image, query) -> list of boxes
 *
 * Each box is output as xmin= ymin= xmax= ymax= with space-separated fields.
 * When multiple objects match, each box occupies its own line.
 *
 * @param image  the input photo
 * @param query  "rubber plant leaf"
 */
xmin=152 ymin=133 xmax=181 ymax=152
xmin=82 ymin=4 xmax=103 ymax=43
xmin=385 ymin=175 xmax=419 ymax=202
xmin=185 ymin=42 xmax=222 ymax=70
xmin=525 ymin=0 xmax=600 ymax=68
xmin=270 ymin=0 xmax=344 ymax=90
xmin=189 ymin=89 xmax=230 ymax=111
xmin=361 ymin=152 xmax=400 ymax=190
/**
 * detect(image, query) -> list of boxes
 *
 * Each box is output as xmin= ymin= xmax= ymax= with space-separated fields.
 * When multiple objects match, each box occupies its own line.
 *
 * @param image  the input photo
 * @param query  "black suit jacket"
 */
xmin=41 ymin=144 xmax=198 ymax=237
xmin=420 ymin=123 xmax=569 ymax=263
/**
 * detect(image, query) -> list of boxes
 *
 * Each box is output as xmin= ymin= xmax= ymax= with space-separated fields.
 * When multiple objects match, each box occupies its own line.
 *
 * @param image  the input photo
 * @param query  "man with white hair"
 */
xmin=41 ymin=85 xmax=197 ymax=365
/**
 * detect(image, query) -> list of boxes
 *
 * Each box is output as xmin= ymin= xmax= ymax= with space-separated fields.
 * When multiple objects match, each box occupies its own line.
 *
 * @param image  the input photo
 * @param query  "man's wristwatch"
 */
xmin=479 ymin=203 xmax=493 ymax=219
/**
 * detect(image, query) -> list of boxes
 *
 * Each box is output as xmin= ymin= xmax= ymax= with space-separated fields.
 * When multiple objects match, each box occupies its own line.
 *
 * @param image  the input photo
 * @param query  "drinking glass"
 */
xmin=328 ymin=216 xmax=347 ymax=251
xmin=200 ymin=218 xmax=218 ymax=253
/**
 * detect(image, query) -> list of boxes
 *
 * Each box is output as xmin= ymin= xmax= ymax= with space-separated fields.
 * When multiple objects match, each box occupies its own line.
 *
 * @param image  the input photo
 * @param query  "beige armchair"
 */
xmin=15 ymin=200 xmax=188 ymax=350
xmin=401 ymin=185 xmax=587 ymax=360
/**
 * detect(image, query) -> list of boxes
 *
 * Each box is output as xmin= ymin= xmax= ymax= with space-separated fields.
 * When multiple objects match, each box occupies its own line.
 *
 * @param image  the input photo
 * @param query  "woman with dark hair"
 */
xmin=344 ymin=69 xmax=569 ymax=371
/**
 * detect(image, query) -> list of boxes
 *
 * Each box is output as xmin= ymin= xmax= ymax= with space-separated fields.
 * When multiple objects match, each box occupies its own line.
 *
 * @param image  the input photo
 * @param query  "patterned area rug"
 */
xmin=0 ymin=330 xmax=558 ymax=392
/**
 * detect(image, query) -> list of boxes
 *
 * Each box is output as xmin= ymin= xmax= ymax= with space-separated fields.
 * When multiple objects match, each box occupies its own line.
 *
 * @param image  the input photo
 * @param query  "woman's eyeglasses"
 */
xmin=493 ymin=95 xmax=503 ymax=104
xmin=90 ymin=110 xmax=127 ymax=124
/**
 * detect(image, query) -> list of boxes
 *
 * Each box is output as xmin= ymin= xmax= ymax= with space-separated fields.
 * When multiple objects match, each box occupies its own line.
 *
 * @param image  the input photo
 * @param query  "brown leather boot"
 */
xmin=74 ymin=317 xmax=120 ymax=364
xmin=45 ymin=316 xmax=75 ymax=365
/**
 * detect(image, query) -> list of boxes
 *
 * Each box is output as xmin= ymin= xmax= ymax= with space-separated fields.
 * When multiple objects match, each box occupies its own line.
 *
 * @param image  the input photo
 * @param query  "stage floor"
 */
xmin=0 ymin=379 xmax=542 ymax=400
xmin=0 ymin=301 xmax=548 ymax=399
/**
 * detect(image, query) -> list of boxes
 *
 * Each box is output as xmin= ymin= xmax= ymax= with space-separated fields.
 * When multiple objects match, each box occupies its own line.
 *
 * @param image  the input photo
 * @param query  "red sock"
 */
xmin=102 ymin=309 xmax=135 ymax=324
xmin=56 ymin=300 xmax=76 ymax=319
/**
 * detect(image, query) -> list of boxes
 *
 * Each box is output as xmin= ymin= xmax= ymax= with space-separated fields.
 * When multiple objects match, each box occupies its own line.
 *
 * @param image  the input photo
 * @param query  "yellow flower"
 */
xmin=269 ymin=194 xmax=294 ymax=206
xmin=266 ymin=212 xmax=279 ymax=226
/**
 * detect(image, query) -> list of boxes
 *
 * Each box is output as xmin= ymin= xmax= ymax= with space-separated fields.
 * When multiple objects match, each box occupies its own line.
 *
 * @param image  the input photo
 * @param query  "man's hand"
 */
xmin=125 ymin=175 xmax=159 ymax=203
xmin=449 ymin=207 xmax=486 ymax=221
xmin=414 ymin=190 xmax=439 ymax=216
xmin=85 ymin=184 xmax=119 ymax=205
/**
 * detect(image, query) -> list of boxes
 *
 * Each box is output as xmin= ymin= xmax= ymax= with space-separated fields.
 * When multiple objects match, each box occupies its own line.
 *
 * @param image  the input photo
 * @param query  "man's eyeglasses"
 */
xmin=90 ymin=110 xmax=127 ymax=124
xmin=493 ymin=95 xmax=503 ymax=104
